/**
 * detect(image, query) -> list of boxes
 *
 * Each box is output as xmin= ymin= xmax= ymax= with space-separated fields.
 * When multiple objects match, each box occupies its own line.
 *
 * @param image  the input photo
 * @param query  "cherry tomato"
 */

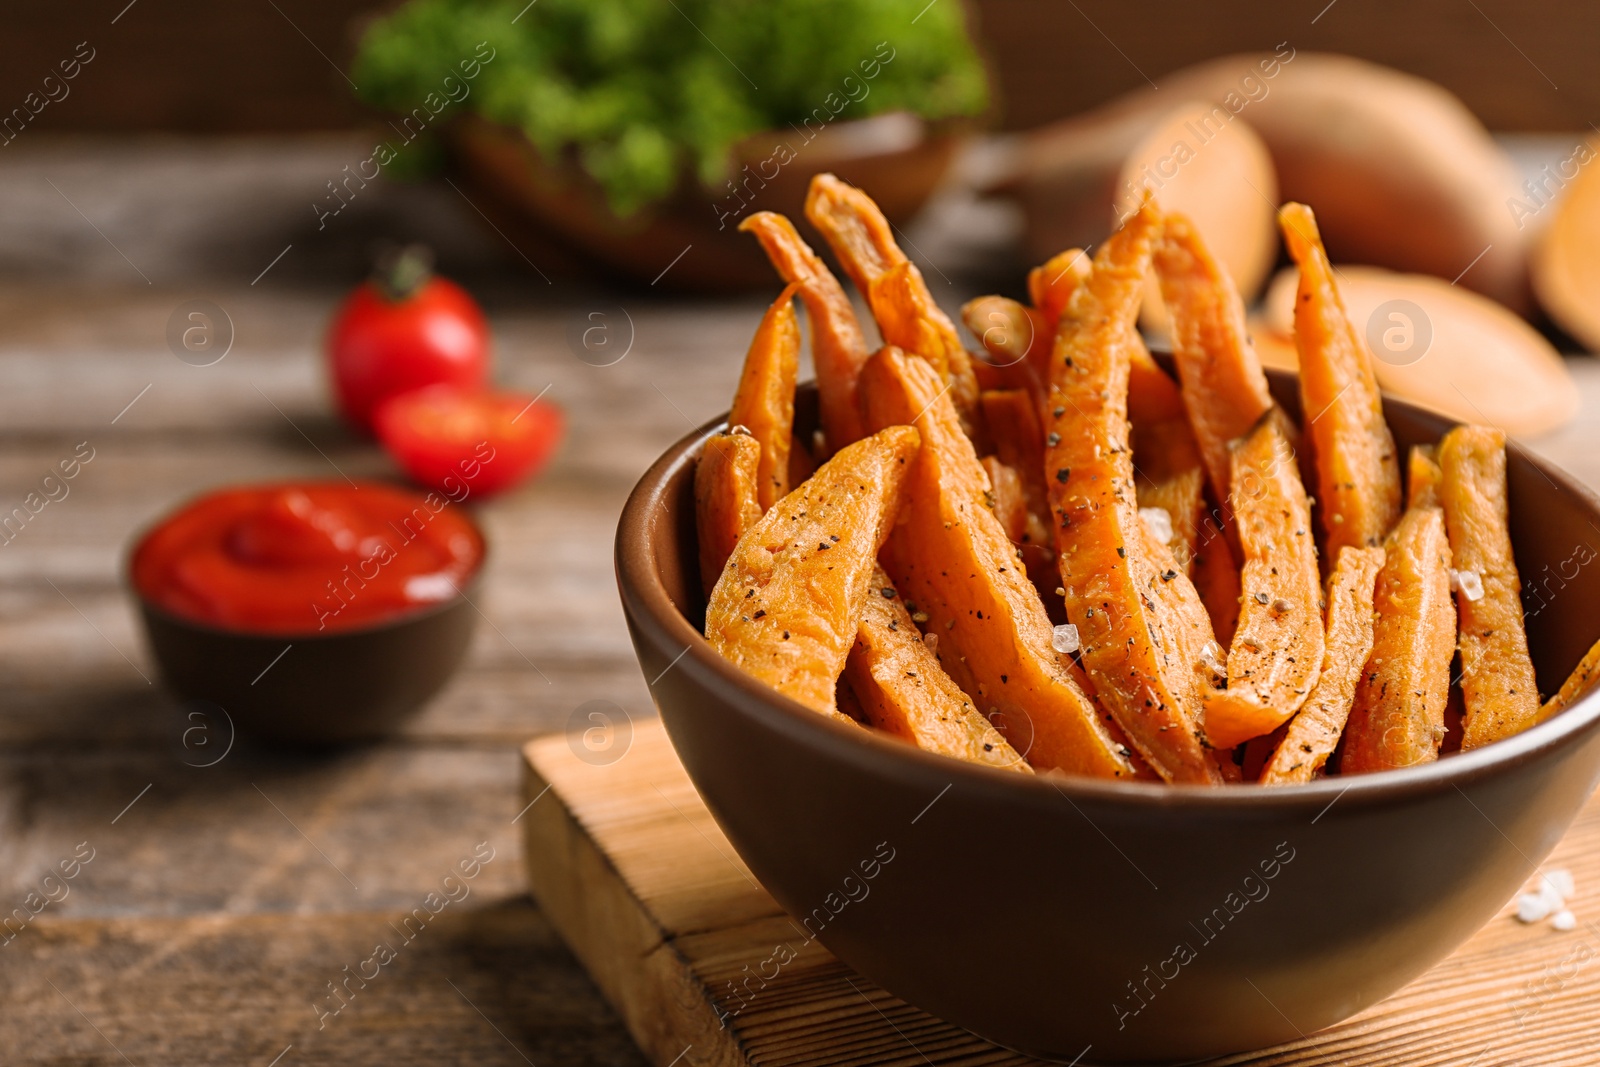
xmin=375 ymin=386 xmax=564 ymax=499
xmin=327 ymin=246 xmax=489 ymax=434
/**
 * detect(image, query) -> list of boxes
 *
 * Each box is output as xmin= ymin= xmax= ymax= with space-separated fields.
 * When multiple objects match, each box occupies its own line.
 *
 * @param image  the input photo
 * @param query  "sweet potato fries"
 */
xmin=690 ymin=174 xmax=1582 ymax=784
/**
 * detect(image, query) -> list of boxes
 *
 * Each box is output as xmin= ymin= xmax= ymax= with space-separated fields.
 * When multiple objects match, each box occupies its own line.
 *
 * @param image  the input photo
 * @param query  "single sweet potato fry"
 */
xmin=1279 ymin=202 xmax=1402 ymax=555
xmin=1045 ymin=200 xmax=1221 ymax=784
xmin=740 ymin=211 xmax=869 ymax=451
xmin=1204 ymin=411 xmax=1324 ymax=748
xmin=1135 ymin=513 xmax=1225 ymax=747
xmin=706 ymin=426 xmax=920 ymax=719
xmin=1132 ymin=418 xmax=1207 ymax=570
xmin=1541 ymin=636 xmax=1600 ymax=721
xmin=846 ymin=567 xmax=1032 ymax=773
xmin=787 ymin=431 xmax=816 ymax=488
xmin=836 ymin=673 xmax=866 ymax=723
xmin=805 ymin=174 xmax=979 ymax=422
xmin=1036 ymin=241 xmax=1210 ymax=571
xmin=1407 ymin=444 xmax=1442 ymax=508
xmin=1438 ymin=425 xmax=1540 ymax=748
xmin=981 ymin=456 xmax=1029 ymax=544
xmin=1192 ymin=511 xmax=1242 ymax=646
xmin=867 ymin=262 xmax=976 ymax=406
xmin=1034 ymin=243 xmax=1211 ymax=572
xmin=729 ymin=283 xmax=801 ymax=511
xmin=694 ymin=432 xmax=763 ymax=598
xmin=1341 ymin=506 xmax=1455 ymax=773
xmin=1261 ymin=546 xmax=1386 ymax=784
xmin=859 ymin=347 xmax=1141 ymax=778
xmin=1031 ymin=245 xmax=1192 ymax=433
xmin=963 ymin=295 xmax=1049 ymax=401
xmin=980 ymin=390 xmax=1050 ymax=526
xmin=1155 ymin=211 xmax=1277 ymax=504
xmin=980 ymin=388 xmax=1060 ymax=614
xmin=1029 ymin=247 xmax=1092 ymax=322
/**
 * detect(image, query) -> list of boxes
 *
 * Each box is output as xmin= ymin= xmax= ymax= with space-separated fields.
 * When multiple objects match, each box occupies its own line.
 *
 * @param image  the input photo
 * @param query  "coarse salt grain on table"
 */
xmin=1515 ymin=868 xmax=1577 ymax=928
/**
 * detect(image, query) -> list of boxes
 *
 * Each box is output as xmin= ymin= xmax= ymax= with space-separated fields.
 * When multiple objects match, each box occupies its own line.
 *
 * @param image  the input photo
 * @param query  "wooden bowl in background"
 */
xmin=443 ymin=111 xmax=966 ymax=292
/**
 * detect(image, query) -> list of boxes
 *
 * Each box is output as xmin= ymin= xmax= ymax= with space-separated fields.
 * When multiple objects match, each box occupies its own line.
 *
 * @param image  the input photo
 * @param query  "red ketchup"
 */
xmin=132 ymin=482 xmax=484 ymax=634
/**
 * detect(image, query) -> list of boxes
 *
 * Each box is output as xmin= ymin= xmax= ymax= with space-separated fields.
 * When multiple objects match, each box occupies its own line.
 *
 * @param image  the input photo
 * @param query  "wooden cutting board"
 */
xmin=520 ymin=720 xmax=1600 ymax=1066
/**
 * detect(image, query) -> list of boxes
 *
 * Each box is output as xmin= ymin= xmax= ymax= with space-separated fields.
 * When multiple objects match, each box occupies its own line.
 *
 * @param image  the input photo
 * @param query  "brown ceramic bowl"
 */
xmin=128 ymin=492 xmax=484 ymax=747
xmin=617 ymin=377 xmax=1600 ymax=1062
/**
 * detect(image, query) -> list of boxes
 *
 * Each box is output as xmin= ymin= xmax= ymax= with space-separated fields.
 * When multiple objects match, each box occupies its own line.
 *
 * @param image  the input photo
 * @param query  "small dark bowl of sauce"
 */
xmin=130 ymin=481 xmax=485 ymax=745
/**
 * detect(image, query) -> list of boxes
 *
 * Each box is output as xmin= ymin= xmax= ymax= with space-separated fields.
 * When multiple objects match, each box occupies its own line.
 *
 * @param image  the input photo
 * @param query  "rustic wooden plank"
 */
xmin=523 ymin=719 xmax=1600 ymax=1067
xmin=0 ymin=901 xmax=647 ymax=1066
xmin=0 ymin=746 xmax=533 ymax=916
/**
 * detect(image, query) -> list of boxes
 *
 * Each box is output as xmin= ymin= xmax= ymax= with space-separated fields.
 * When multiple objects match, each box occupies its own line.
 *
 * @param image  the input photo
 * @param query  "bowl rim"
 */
xmin=125 ymin=478 xmax=489 ymax=642
xmin=617 ymin=382 xmax=1600 ymax=812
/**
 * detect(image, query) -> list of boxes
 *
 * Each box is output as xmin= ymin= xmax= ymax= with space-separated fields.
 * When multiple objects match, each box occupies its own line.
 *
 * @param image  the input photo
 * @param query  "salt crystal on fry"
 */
xmin=1450 ymin=569 xmax=1485 ymax=602
xmin=1051 ymin=623 xmax=1080 ymax=655
xmin=1139 ymin=507 xmax=1174 ymax=545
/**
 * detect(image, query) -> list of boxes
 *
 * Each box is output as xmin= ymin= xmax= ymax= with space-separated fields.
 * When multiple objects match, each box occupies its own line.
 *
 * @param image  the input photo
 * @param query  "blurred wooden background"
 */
xmin=2 ymin=0 xmax=1587 ymax=136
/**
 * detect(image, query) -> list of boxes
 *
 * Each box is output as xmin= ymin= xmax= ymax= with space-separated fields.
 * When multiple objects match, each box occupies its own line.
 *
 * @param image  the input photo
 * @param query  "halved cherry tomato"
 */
xmin=374 ymin=386 xmax=564 ymax=499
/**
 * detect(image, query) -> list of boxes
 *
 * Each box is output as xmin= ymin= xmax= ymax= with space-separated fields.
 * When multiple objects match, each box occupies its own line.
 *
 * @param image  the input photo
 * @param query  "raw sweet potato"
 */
xmin=1045 ymin=200 xmax=1221 ymax=784
xmin=1541 ymin=636 xmax=1600 ymax=722
xmin=805 ymin=175 xmax=980 ymax=424
xmin=705 ymin=426 xmax=920 ymax=719
xmin=1533 ymin=138 xmax=1600 ymax=354
xmin=728 ymin=283 xmax=801 ymax=511
xmin=1258 ymin=264 xmax=1578 ymax=437
xmin=1014 ymin=54 xmax=1529 ymax=313
xmin=694 ymin=432 xmax=763 ymax=598
xmin=1341 ymin=506 xmax=1455 ymax=773
xmin=846 ymin=567 xmax=1032 ymax=773
xmin=1154 ymin=212 xmax=1277 ymax=504
xmin=1260 ymin=546 xmax=1386 ymax=784
xmin=1279 ymin=202 xmax=1402 ymax=556
xmin=740 ymin=211 xmax=869 ymax=451
xmin=1407 ymin=444 xmax=1442 ymax=509
xmin=1000 ymin=98 xmax=1280 ymax=334
xmin=858 ymin=347 xmax=1141 ymax=778
xmin=1204 ymin=412 xmax=1324 ymax=748
xmin=1438 ymin=425 xmax=1540 ymax=749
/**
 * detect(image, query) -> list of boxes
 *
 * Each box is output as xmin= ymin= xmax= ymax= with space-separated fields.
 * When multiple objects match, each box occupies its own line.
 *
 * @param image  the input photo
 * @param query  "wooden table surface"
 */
xmin=3 ymin=134 xmax=1600 ymax=1066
